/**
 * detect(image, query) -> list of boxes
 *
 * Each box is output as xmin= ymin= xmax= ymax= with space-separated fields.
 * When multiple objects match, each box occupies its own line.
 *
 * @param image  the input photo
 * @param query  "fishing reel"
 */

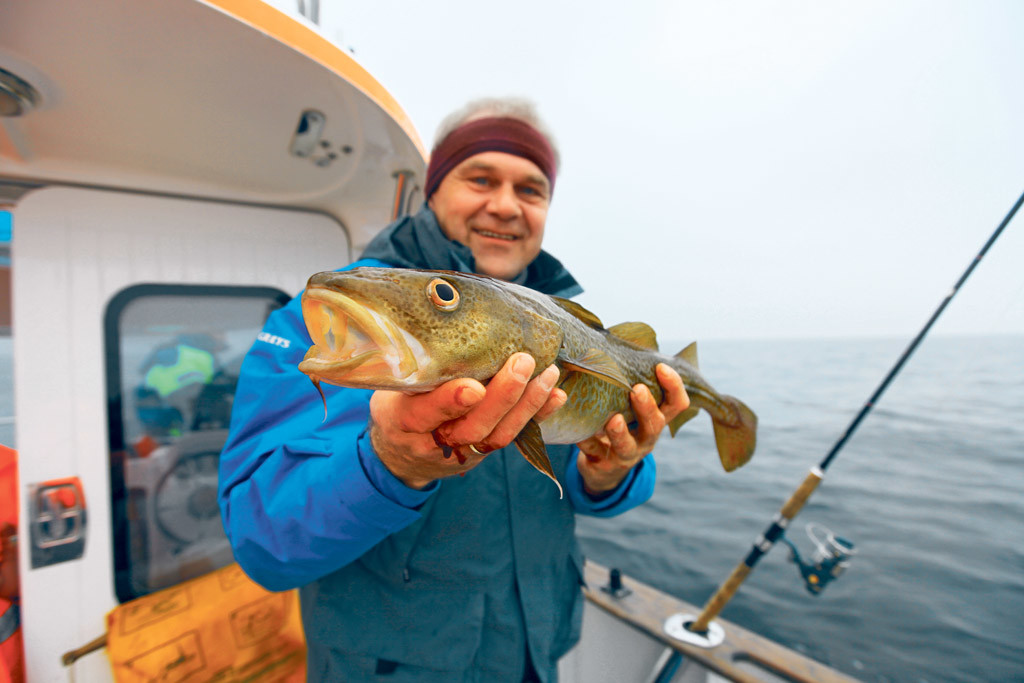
xmin=780 ymin=522 xmax=855 ymax=595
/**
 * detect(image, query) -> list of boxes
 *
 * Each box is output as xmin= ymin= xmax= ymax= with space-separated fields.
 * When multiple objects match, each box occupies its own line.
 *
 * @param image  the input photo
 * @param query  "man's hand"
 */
xmin=576 ymin=363 xmax=689 ymax=496
xmin=369 ymin=353 xmax=564 ymax=490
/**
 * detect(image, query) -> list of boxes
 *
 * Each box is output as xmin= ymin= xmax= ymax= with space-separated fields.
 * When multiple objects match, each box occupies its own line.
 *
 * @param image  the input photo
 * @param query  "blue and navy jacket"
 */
xmin=218 ymin=207 xmax=656 ymax=682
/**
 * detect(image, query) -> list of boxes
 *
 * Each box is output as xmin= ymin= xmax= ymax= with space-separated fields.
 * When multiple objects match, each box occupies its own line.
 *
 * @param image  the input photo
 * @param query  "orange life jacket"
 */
xmin=0 ymin=601 xmax=23 ymax=683
xmin=0 ymin=445 xmax=23 ymax=683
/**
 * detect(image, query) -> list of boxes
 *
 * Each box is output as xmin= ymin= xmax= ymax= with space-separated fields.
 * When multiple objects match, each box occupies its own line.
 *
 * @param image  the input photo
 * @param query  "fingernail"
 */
xmin=539 ymin=365 xmax=559 ymax=391
xmin=456 ymin=385 xmax=484 ymax=407
xmin=512 ymin=354 xmax=534 ymax=382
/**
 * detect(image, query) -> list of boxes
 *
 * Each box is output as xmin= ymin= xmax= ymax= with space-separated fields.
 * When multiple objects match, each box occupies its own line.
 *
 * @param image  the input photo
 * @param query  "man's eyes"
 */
xmin=517 ymin=185 xmax=548 ymax=200
xmin=465 ymin=176 xmax=547 ymax=199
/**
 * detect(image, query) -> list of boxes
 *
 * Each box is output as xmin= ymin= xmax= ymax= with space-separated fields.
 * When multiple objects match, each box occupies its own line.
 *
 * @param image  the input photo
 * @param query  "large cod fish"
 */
xmin=298 ymin=267 xmax=757 ymax=496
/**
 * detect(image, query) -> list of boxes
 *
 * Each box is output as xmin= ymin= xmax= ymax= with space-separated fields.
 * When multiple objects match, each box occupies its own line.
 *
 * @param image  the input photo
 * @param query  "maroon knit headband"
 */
xmin=424 ymin=117 xmax=557 ymax=200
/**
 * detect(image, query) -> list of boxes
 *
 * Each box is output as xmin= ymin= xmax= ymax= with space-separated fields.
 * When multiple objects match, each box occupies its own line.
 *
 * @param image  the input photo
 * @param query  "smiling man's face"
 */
xmin=428 ymin=151 xmax=550 ymax=281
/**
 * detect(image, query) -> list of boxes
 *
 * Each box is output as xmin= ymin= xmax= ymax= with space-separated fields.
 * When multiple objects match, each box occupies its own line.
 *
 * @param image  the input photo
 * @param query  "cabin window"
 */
xmin=105 ymin=284 xmax=290 ymax=602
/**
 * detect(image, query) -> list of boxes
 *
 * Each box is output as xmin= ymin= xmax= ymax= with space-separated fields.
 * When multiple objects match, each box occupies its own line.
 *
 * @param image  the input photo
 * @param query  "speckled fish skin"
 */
xmin=298 ymin=267 xmax=757 ymax=482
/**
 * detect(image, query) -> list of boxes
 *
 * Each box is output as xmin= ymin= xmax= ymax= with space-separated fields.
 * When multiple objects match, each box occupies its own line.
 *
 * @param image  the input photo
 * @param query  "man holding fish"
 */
xmin=220 ymin=98 xmax=699 ymax=682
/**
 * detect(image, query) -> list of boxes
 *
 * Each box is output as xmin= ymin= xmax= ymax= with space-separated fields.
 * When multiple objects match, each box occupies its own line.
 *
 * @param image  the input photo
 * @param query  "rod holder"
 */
xmin=664 ymin=613 xmax=724 ymax=648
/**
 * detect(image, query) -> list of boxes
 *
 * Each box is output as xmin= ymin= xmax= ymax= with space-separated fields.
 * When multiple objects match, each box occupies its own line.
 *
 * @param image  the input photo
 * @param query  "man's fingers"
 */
xmin=478 ymin=364 xmax=561 ymax=449
xmin=655 ymin=363 xmax=690 ymax=419
xmin=579 ymin=434 xmax=612 ymax=463
xmin=378 ymin=379 xmax=485 ymax=434
xmin=534 ymin=387 xmax=567 ymax=423
xmin=630 ymin=384 xmax=666 ymax=443
xmin=577 ymin=368 xmax=689 ymax=495
xmin=600 ymin=414 xmax=631 ymax=457
xmin=435 ymin=353 xmax=536 ymax=445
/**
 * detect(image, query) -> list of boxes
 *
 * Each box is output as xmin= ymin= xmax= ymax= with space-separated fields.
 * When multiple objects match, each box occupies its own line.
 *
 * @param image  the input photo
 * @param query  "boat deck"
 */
xmin=565 ymin=562 xmax=860 ymax=683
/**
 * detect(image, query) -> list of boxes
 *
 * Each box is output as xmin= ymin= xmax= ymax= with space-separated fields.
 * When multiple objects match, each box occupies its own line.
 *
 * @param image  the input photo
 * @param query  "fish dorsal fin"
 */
xmin=676 ymin=341 xmax=699 ymax=369
xmin=558 ymin=347 xmax=633 ymax=391
xmin=608 ymin=322 xmax=659 ymax=350
xmin=551 ymin=296 xmax=604 ymax=330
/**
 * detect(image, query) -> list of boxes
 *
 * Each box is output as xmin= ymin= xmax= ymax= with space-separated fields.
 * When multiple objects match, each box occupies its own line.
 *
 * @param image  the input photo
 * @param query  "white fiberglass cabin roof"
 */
xmin=0 ymin=0 xmax=427 ymax=254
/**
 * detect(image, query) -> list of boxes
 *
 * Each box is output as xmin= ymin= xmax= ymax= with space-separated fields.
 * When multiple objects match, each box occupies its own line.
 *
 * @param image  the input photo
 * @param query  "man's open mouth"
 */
xmin=473 ymin=229 xmax=518 ymax=241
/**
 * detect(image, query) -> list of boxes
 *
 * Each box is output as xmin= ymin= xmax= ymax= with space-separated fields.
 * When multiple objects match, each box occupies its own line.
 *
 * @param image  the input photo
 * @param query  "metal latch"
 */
xmin=29 ymin=477 xmax=87 ymax=568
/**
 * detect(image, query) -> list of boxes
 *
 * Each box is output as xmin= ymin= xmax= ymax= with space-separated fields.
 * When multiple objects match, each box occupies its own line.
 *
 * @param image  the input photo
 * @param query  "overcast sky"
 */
xmin=309 ymin=1 xmax=1023 ymax=341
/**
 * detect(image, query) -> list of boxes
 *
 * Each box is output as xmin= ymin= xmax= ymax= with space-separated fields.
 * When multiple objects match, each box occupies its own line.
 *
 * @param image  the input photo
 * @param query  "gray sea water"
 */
xmin=577 ymin=334 xmax=1024 ymax=683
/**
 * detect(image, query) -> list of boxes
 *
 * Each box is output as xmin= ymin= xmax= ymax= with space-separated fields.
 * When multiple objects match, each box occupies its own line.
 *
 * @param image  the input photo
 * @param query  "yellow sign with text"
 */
xmin=106 ymin=564 xmax=305 ymax=682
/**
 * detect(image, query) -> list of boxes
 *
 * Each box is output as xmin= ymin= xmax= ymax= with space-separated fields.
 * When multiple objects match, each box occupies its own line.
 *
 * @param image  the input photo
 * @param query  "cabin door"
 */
xmin=11 ymin=186 xmax=350 ymax=681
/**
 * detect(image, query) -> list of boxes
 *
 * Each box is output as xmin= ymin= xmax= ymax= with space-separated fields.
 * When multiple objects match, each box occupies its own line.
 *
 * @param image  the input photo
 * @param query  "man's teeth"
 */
xmin=476 ymin=230 xmax=516 ymax=241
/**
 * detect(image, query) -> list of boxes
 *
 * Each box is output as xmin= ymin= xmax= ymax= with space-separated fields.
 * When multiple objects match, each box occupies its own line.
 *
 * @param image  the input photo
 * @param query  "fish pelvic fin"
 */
xmin=558 ymin=347 xmax=633 ymax=391
xmin=676 ymin=341 xmax=699 ymax=369
xmin=667 ymin=405 xmax=700 ymax=437
xmin=608 ymin=322 xmax=659 ymax=350
xmin=514 ymin=419 xmax=563 ymax=498
xmin=711 ymin=395 xmax=758 ymax=472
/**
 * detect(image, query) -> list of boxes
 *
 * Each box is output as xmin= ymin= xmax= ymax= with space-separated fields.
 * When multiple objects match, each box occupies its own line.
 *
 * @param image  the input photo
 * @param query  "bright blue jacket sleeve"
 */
xmin=217 ymin=259 xmax=439 ymax=591
xmin=565 ymin=453 xmax=656 ymax=517
xmin=218 ymin=259 xmax=655 ymax=590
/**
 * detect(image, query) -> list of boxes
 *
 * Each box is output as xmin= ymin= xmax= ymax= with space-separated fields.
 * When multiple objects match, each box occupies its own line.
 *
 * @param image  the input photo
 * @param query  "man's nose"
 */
xmin=487 ymin=183 xmax=522 ymax=219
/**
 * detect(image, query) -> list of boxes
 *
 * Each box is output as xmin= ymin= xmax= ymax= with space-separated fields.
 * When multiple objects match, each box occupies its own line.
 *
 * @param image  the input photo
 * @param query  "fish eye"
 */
xmin=427 ymin=278 xmax=460 ymax=311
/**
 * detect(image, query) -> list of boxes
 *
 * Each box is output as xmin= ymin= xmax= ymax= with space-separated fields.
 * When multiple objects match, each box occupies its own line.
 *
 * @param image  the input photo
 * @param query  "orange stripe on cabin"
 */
xmin=205 ymin=0 xmax=427 ymax=161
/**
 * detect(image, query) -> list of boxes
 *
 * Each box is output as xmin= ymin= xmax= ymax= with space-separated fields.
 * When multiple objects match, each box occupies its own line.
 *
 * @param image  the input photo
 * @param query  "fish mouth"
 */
xmin=298 ymin=285 xmax=426 ymax=388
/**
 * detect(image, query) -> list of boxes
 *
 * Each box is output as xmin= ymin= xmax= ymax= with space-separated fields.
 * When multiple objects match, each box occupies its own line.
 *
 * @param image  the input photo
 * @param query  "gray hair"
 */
xmin=432 ymin=97 xmax=561 ymax=171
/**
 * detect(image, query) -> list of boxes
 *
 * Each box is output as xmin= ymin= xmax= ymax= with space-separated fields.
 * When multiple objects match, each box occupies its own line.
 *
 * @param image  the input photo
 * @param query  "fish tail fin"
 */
xmin=711 ymin=395 xmax=757 ymax=472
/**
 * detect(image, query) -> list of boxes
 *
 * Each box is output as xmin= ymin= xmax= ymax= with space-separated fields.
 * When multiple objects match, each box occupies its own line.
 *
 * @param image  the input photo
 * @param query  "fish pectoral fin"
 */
xmin=607 ymin=322 xmax=659 ymax=351
xmin=675 ymin=341 xmax=699 ymax=369
xmin=667 ymin=405 xmax=700 ymax=437
xmin=514 ymin=419 xmax=563 ymax=498
xmin=558 ymin=348 xmax=633 ymax=391
xmin=551 ymin=296 xmax=605 ymax=330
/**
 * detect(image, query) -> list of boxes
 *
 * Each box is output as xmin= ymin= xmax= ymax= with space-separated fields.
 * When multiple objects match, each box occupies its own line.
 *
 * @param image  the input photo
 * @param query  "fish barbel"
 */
xmin=298 ymin=267 xmax=757 ymax=495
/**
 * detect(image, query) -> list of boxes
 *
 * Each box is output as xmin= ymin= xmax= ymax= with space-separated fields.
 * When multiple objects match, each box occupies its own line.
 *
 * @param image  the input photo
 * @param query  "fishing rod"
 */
xmin=680 ymin=187 xmax=1024 ymax=640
